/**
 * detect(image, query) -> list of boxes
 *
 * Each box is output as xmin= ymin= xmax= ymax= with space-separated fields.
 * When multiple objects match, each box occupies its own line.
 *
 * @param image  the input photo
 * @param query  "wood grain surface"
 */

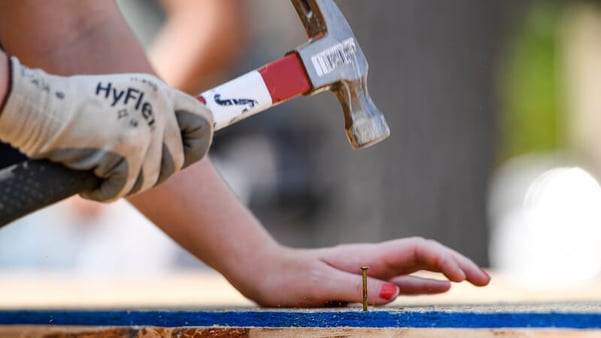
xmin=1 ymin=270 xmax=601 ymax=337
xmin=1 ymin=270 xmax=601 ymax=308
xmin=1 ymin=327 xmax=600 ymax=338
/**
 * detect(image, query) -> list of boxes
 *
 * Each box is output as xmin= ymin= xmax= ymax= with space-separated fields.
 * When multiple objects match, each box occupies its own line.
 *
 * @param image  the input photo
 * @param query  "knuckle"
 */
xmin=408 ymin=236 xmax=426 ymax=246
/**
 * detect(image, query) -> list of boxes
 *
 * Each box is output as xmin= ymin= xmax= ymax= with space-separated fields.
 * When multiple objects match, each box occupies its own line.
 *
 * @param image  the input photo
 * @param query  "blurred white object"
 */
xmin=0 ymin=199 xmax=183 ymax=276
xmin=489 ymin=153 xmax=601 ymax=289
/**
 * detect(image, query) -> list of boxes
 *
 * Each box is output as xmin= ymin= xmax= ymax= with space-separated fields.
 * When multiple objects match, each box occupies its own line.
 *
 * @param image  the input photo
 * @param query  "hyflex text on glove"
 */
xmin=0 ymin=56 xmax=213 ymax=201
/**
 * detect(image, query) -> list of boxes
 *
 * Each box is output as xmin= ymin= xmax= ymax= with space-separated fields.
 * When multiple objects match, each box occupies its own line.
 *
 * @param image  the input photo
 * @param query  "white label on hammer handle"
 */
xmin=201 ymin=71 xmax=273 ymax=131
xmin=311 ymin=38 xmax=358 ymax=77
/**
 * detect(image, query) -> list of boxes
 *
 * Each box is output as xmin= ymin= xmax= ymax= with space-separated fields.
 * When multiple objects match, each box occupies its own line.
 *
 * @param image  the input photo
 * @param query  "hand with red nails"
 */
xmin=231 ymin=237 xmax=490 ymax=307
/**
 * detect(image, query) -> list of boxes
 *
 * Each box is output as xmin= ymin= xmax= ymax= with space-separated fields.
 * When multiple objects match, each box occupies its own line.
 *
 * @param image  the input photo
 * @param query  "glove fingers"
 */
xmin=175 ymin=109 xmax=213 ymax=168
xmin=172 ymin=91 xmax=213 ymax=168
xmin=155 ymin=142 xmax=178 ymax=185
xmin=71 ymin=150 xmax=130 ymax=201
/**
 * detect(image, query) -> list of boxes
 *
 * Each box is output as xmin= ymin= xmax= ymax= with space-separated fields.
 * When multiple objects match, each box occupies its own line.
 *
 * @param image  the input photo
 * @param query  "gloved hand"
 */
xmin=0 ymin=56 xmax=213 ymax=201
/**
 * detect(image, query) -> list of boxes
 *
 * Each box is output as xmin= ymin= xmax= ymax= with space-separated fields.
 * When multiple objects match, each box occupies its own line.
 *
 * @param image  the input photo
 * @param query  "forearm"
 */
xmin=0 ymin=51 xmax=8 ymax=112
xmin=0 ymin=0 xmax=275 ymax=288
xmin=0 ymin=1 xmax=151 ymax=74
xmin=128 ymin=159 xmax=280 ymax=295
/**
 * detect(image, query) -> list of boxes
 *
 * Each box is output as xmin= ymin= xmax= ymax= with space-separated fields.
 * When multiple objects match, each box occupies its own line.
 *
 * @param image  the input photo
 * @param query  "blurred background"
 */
xmin=3 ymin=0 xmax=601 ymax=303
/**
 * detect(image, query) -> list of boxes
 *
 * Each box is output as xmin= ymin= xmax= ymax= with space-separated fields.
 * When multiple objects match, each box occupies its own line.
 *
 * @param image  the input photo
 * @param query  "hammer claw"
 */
xmin=291 ymin=0 xmax=325 ymax=38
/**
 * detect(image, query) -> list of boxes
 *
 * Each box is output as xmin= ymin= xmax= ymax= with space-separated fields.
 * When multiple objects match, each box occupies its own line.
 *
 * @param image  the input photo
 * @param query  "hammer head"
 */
xmin=291 ymin=0 xmax=390 ymax=149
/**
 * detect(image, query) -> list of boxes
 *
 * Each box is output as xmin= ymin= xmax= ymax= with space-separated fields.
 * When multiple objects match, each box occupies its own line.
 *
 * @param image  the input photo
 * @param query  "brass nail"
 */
xmin=361 ymin=266 xmax=368 ymax=311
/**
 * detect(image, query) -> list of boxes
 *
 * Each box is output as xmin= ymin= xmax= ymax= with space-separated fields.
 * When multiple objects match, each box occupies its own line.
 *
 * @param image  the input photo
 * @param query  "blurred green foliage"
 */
xmin=499 ymin=1 xmax=566 ymax=162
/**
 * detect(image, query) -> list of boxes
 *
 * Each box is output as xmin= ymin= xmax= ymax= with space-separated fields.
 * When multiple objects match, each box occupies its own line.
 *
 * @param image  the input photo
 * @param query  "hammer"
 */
xmin=0 ymin=0 xmax=389 ymax=226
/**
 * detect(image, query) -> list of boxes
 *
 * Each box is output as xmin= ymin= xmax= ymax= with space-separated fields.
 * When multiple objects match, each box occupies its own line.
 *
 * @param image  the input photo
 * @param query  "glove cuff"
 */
xmin=0 ymin=56 xmax=59 ymax=156
xmin=0 ymin=56 xmax=24 ymax=147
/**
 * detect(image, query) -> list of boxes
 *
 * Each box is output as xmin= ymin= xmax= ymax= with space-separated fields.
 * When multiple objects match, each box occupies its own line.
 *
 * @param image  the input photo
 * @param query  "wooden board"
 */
xmin=0 ymin=327 xmax=600 ymax=338
xmin=2 ymin=271 xmax=601 ymax=336
xmin=1 ymin=305 xmax=601 ymax=337
xmin=1 ymin=305 xmax=601 ymax=328
xmin=3 ymin=270 xmax=601 ymax=309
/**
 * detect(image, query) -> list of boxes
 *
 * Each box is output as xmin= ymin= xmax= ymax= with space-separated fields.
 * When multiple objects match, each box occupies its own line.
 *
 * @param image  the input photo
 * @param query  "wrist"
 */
xmin=0 ymin=52 xmax=12 ymax=116
xmin=224 ymin=240 xmax=289 ymax=301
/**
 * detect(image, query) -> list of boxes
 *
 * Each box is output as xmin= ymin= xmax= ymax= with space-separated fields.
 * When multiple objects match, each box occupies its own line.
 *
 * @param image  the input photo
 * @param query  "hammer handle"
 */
xmin=0 ymin=160 xmax=101 ymax=225
xmin=0 ymin=53 xmax=311 ymax=227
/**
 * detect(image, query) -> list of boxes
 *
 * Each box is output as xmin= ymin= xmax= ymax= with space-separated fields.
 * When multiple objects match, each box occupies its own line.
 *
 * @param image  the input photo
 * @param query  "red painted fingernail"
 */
xmin=379 ymin=283 xmax=399 ymax=300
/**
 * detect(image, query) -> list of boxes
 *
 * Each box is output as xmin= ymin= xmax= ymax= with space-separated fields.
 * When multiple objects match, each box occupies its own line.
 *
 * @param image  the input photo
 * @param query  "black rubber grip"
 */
xmin=0 ymin=160 xmax=100 ymax=227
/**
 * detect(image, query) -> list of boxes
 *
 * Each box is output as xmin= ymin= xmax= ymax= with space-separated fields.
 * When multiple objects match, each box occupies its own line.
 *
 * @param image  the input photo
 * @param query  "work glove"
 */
xmin=0 ymin=56 xmax=213 ymax=201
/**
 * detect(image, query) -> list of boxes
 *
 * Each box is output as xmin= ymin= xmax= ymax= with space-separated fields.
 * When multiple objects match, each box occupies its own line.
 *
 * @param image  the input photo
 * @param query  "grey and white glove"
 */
xmin=0 ymin=56 xmax=213 ymax=201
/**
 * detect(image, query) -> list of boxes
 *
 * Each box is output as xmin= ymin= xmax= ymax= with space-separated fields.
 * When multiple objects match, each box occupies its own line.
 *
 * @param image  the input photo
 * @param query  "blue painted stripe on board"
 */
xmin=0 ymin=310 xmax=600 ymax=329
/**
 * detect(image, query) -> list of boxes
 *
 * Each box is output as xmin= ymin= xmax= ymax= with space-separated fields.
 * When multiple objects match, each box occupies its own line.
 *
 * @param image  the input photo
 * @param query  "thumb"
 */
xmin=175 ymin=108 xmax=213 ymax=167
xmin=172 ymin=91 xmax=214 ymax=168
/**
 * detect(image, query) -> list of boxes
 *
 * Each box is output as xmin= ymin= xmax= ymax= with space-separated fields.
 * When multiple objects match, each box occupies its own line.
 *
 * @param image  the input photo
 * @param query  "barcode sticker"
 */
xmin=311 ymin=38 xmax=357 ymax=77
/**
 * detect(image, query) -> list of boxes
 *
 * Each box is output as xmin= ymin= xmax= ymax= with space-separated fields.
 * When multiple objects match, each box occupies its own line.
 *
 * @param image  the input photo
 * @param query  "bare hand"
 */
xmin=241 ymin=237 xmax=490 ymax=307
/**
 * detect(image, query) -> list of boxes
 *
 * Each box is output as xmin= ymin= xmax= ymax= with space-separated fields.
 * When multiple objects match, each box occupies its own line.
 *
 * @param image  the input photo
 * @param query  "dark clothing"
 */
xmin=0 ymin=142 xmax=26 ymax=169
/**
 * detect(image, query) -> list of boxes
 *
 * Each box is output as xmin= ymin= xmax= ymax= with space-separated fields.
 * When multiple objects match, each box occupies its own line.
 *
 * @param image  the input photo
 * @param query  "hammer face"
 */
xmin=337 ymin=77 xmax=391 ymax=149
xmin=292 ymin=0 xmax=390 ymax=149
